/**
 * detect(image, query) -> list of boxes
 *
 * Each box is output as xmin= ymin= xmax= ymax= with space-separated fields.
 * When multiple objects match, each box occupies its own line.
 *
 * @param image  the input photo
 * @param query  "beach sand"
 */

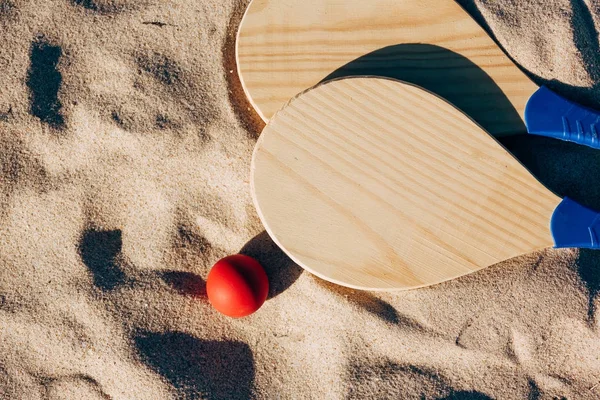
xmin=1 ymin=0 xmax=600 ymax=398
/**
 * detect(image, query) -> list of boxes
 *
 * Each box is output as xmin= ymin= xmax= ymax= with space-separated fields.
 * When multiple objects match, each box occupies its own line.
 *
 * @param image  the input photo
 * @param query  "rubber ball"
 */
xmin=206 ymin=254 xmax=269 ymax=318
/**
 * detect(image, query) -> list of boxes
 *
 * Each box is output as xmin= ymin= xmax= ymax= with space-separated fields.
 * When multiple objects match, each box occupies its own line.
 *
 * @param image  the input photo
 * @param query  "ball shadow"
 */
xmin=161 ymin=271 xmax=207 ymax=299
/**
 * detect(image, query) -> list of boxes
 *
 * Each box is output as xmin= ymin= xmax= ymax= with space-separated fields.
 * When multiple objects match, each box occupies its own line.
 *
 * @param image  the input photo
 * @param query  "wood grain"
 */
xmin=251 ymin=77 xmax=559 ymax=290
xmin=237 ymin=0 xmax=539 ymax=136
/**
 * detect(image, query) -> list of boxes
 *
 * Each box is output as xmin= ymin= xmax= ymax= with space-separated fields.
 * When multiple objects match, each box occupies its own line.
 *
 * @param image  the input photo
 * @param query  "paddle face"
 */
xmin=236 ymin=0 xmax=538 ymax=137
xmin=251 ymin=78 xmax=560 ymax=290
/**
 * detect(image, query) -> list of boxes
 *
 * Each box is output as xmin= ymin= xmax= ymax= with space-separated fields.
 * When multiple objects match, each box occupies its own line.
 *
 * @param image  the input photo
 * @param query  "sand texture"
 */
xmin=2 ymin=0 xmax=600 ymax=398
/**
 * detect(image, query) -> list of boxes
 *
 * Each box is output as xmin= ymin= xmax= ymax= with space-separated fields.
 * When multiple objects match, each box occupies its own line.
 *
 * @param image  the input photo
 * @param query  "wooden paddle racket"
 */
xmin=237 ymin=0 xmax=600 ymax=148
xmin=251 ymin=77 xmax=600 ymax=290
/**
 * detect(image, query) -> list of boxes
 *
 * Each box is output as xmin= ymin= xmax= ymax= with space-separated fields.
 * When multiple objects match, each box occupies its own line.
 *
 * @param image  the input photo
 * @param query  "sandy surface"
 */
xmin=1 ymin=0 xmax=600 ymax=398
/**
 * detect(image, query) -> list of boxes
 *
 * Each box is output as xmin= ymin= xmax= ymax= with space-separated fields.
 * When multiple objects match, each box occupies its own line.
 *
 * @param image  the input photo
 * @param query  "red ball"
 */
xmin=206 ymin=254 xmax=269 ymax=318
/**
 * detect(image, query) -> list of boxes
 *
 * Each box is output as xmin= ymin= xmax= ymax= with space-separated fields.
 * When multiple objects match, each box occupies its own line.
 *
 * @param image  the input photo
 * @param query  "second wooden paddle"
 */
xmin=252 ymin=77 xmax=600 ymax=290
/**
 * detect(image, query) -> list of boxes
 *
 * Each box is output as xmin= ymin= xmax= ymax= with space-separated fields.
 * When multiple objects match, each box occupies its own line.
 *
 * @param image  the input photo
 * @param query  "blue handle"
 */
xmin=525 ymin=86 xmax=600 ymax=148
xmin=551 ymin=197 xmax=600 ymax=249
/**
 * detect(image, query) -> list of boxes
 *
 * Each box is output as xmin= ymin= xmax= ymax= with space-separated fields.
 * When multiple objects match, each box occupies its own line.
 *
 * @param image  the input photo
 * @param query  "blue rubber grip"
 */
xmin=525 ymin=86 xmax=600 ymax=148
xmin=551 ymin=197 xmax=600 ymax=249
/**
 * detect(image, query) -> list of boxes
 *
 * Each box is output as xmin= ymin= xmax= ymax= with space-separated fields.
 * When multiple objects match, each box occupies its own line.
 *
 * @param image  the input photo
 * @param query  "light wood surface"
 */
xmin=237 ymin=0 xmax=539 ymax=137
xmin=251 ymin=77 xmax=560 ymax=290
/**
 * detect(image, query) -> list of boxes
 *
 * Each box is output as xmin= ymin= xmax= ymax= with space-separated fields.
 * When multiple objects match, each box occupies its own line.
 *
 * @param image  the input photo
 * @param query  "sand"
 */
xmin=1 ymin=0 xmax=600 ymax=398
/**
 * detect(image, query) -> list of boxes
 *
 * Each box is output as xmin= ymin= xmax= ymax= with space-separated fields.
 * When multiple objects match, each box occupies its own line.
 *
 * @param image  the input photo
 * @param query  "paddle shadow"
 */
xmin=574 ymin=249 xmax=600 ymax=326
xmin=321 ymin=43 xmax=526 ymax=137
xmin=500 ymin=133 xmax=600 ymax=208
xmin=222 ymin=0 xmax=266 ymax=138
xmin=240 ymin=231 xmax=303 ymax=299
xmin=347 ymin=361 xmax=449 ymax=399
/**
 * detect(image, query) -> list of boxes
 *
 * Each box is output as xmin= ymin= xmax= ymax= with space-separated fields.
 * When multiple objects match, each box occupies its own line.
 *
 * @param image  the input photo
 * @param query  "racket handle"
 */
xmin=551 ymin=197 xmax=600 ymax=249
xmin=525 ymin=86 xmax=600 ymax=149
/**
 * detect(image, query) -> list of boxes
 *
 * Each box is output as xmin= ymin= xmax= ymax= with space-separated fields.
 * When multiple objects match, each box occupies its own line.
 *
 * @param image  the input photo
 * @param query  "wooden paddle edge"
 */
xmin=235 ymin=0 xmax=270 ymax=123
